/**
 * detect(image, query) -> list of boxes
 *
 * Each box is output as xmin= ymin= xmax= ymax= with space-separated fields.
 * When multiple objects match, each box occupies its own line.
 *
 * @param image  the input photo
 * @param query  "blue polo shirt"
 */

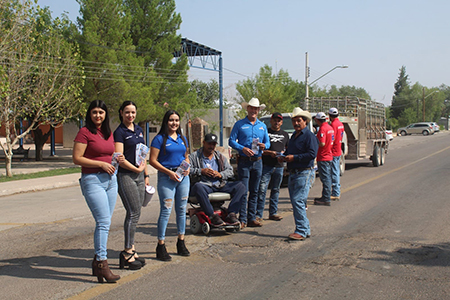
xmin=228 ymin=117 xmax=270 ymax=157
xmin=286 ymin=127 xmax=318 ymax=169
xmin=113 ymin=123 xmax=146 ymax=173
xmin=151 ymin=134 xmax=188 ymax=169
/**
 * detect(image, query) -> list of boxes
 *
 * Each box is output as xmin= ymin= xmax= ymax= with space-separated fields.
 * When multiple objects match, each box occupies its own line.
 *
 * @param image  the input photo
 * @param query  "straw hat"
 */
xmin=241 ymin=97 xmax=266 ymax=110
xmin=292 ymin=107 xmax=311 ymax=122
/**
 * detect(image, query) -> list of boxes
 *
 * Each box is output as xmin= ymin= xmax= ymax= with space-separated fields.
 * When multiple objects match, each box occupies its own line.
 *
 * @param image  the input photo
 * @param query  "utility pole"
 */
xmin=422 ymin=87 xmax=425 ymax=122
xmin=305 ymin=52 xmax=309 ymax=110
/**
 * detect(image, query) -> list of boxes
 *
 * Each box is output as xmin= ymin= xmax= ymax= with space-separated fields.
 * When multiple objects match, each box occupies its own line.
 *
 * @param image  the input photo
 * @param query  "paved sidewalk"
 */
xmin=0 ymin=143 xmax=156 ymax=197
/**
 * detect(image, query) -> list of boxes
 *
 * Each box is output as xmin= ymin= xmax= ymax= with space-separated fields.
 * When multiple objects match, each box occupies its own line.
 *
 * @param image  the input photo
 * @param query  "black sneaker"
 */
xmin=210 ymin=214 xmax=225 ymax=227
xmin=225 ymin=213 xmax=240 ymax=225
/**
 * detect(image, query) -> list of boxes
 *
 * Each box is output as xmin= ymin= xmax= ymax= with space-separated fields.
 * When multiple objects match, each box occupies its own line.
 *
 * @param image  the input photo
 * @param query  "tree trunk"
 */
xmin=5 ymin=154 xmax=13 ymax=177
xmin=33 ymin=128 xmax=52 ymax=161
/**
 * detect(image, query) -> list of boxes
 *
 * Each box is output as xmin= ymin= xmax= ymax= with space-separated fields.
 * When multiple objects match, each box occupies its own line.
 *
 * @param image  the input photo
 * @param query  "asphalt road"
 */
xmin=1 ymin=132 xmax=450 ymax=300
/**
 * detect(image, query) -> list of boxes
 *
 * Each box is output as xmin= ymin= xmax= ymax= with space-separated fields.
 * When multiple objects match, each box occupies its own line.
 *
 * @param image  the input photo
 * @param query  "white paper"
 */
xmin=135 ymin=143 xmax=149 ymax=166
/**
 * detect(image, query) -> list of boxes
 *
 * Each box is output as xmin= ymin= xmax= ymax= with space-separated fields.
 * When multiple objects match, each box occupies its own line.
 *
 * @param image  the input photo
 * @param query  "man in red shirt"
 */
xmin=314 ymin=112 xmax=334 ymax=206
xmin=329 ymin=108 xmax=344 ymax=201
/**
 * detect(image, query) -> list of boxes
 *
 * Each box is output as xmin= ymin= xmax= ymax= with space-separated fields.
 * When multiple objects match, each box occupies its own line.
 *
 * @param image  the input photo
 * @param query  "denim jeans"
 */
xmin=156 ymin=172 xmax=190 ymax=240
xmin=237 ymin=159 xmax=263 ymax=223
xmin=79 ymin=172 xmax=118 ymax=261
xmin=317 ymin=160 xmax=332 ymax=202
xmin=330 ymin=156 xmax=341 ymax=197
xmin=288 ymin=169 xmax=314 ymax=237
xmin=257 ymin=165 xmax=284 ymax=217
xmin=190 ymin=181 xmax=246 ymax=217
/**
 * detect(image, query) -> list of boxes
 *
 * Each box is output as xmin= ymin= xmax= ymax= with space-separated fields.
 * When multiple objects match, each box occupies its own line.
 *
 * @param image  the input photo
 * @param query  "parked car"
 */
xmin=385 ymin=130 xmax=394 ymax=141
xmin=397 ymin=122 xmax=434 ymax=136
xmin=431 ymin=122 xmax=440 ymax=132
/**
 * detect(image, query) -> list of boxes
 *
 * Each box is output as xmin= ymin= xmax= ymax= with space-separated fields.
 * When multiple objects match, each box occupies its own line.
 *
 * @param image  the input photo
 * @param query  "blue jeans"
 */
xmin=79 ymin=172 xmax=118 ymax=261
xmin=288 ymin=169 xmax=314 ymax=237
xmin=190 ymin=181 xmax=246 ymax=217
xmin=157 ymin=172 xmax=190 ymax=240
xmin=237 ymin=159 xmax=263 ymax=223
xmin=331 ymin=156 xmax=341 ymax=197
xmin=257 ymin=165 xmax=284 ymax=217
xmin=317 ymin=160 xmax=332 ymax=202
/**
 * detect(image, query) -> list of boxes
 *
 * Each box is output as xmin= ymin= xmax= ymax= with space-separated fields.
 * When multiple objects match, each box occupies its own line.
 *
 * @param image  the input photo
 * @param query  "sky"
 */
xmin=37 ymin=0 xmax=450 ymax=106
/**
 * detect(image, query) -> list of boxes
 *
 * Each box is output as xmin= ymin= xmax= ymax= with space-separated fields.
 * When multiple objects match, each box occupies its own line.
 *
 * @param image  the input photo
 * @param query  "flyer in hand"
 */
xmin=112 ymin=152 xmax=121 ymax=174
xmin=175 ymin=160 xmax=191 ymax=178
xmin=251 ymin=137 xmax=260 ymax=153
xmin=135 ymin=143 xmax=149 ymax=166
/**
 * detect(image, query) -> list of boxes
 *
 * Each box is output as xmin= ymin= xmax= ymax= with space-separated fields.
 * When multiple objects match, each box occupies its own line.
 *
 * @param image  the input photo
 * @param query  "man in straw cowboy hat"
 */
xmin=279 ymin=107 xmax=318 ymax=240
xmin=229 ymin=97 xmax=270 ymax=228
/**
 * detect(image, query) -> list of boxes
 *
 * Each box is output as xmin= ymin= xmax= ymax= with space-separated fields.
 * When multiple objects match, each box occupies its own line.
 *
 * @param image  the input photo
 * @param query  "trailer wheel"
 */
xmin=339 ymin=154 xmax=345 ymax=176
xmin=372 ymin=145 xmax=381 ymax=167
xmin=380 ymin=146 xmax=385 ymax=166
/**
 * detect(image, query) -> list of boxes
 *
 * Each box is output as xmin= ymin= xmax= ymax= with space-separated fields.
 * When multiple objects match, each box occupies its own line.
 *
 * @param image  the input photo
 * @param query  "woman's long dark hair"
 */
xmin=85 ymin=100 xmax=111 ymax=139
xmin=157 ymin=110 xmax=187 ymax=154
xmin=118 ymin=101 xmax=137 ymax=123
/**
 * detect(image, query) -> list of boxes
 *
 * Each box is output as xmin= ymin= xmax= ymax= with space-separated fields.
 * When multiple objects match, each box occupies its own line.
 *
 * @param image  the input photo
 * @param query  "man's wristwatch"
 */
xmin=144 ymin=174 xmax=149 ymax=178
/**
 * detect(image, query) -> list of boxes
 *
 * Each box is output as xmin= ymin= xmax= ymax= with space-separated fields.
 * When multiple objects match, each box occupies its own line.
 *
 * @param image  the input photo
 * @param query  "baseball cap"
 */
xmin=314 ymin=112 xmax=327 ymax=120
xmin=271 ymin=112 xmax=283 ymax=120
xmin=204 ymin=133 xmax=218 ymax=143
xmin=329 ymin=107 xmax=339 ymax=116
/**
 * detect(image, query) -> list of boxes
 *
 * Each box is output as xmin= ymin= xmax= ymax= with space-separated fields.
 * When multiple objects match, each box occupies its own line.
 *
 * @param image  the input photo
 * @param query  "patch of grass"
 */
xmin=0 ymin=167 xmax=81 ymax=183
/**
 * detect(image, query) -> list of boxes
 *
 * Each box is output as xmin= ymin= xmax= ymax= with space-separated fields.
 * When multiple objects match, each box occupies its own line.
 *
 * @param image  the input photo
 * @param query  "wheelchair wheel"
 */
xmin=201 ymin=222 xmax=210 ymax=235
xmin=190 ymin=215 xmax=201 ymax=234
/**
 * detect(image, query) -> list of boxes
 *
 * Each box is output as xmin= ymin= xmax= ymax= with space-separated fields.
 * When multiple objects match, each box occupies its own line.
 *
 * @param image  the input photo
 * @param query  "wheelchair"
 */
xmin=188 ymin=192 xmax=241 ymax=235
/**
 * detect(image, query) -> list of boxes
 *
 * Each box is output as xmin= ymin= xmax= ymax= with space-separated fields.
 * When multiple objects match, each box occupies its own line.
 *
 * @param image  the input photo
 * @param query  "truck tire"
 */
xmin=380 ymin=145 xmax=385 ymax=166
xmin=422 ymin=130 xmax=429 ymax=136
xmin=400 ymin=130 xmax=407 ymax=136
xmin=339 ymin=154 xmax=345 ymax=176
xmin=372 ymin=145 xmax=381 ymax=167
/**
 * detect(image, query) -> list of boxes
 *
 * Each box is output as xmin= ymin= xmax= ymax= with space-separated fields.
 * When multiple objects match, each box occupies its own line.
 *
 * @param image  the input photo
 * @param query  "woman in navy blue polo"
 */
xmin=149 ymin=110 xmax=190 ymax=261
xmin=114 ymin=101 xmax=149 ymax=270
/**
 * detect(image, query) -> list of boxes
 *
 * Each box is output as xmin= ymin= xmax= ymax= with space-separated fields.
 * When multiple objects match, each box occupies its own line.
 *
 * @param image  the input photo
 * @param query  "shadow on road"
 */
xmin=367 ymin=242 xmax=450 ymax=267
xmin=0 ymin=248 xmax=124 ymax=282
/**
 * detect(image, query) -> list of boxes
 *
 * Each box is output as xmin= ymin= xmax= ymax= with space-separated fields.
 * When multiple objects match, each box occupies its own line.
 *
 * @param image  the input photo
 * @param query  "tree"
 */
xmin=189 ymin=79 xmax=219 ymax=108
xmin=77 ymin=0 xmax=143 ymax=116
xmin=77 ymin=0 xmax=193 ymax=124
xmin=391 ymin=66 xmax=410 ymax=119
xmin=125 ymin=0 xmax=192 ymax=123
xmin=236 ymin=65 xmax=298 ymax=117
xmin=0 ymin=1 xmax=84 ymax=175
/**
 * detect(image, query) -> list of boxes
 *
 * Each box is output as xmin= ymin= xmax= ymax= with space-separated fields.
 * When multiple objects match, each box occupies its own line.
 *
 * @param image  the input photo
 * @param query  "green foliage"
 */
xmin=77 ymin=0 xmax=191 ymax=124
xmin=189 ymin=79 xmax=219 ymax=108
xmin=313 ymin=84 xmax=371 ymax=99
xmin=391 ymin=66 xmax=410 ymax=119
xmin=236 ymin=65 xmax=298 ymax=117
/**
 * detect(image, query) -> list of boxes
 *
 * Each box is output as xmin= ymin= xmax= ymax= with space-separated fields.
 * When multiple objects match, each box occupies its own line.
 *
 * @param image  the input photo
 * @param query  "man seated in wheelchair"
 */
xmin=189 ymin=133 xmax=245 ymax=227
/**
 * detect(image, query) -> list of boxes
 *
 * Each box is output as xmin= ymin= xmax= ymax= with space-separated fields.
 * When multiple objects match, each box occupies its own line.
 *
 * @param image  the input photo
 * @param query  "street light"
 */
xmin=418 ymin=88 xmax=438 ymax=122
xmin=304 ymin=52 xmax=348 ymax=110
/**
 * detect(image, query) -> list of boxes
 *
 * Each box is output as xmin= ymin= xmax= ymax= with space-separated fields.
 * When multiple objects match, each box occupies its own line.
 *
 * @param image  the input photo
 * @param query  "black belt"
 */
xmin=239 ymin=156 xmax=262 ymax=162
xmin=289 ymin=167 xmax=312 ymax=174
xmin=168 ymin=167 xmax=178 ymax=172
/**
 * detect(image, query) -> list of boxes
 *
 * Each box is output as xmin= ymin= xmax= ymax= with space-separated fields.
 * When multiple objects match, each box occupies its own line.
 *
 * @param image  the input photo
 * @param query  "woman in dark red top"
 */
xmin=73 ymin=100 xmax=123 ymax=283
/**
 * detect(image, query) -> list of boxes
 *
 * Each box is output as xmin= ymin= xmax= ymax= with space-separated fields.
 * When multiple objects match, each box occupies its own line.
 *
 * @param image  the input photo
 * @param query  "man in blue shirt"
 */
xmin=229 ymin=97 xmax=270 ymax=228
xmin=281 ymin=107 xmax=318 ymax=240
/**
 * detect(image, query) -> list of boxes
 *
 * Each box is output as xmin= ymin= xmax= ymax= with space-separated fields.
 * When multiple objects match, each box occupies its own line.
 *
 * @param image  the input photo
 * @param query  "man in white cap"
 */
xmin=313 ymin=112 xmax=334 ymax=206
xmin=328 ymin=108 xmax=344 ymax=201
xmin=229 ymin=97 xmax=270 ymax=228
xmin=280 ymin=107 xmax=317 ymax=240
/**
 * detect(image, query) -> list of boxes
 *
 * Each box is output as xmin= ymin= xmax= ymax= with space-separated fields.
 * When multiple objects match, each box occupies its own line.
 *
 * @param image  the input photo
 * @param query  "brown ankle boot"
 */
xmin=95 ymin=259 xmax=120 ymax=283
xmin=91 ymin=255 xmax=97 ymax=276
